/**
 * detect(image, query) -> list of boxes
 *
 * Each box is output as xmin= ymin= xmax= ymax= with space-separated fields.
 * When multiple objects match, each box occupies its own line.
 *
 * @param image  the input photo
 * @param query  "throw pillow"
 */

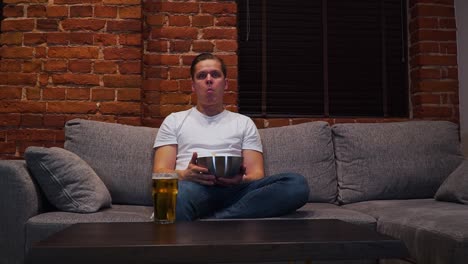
xmin=25 ymin=147 xmax=112 ymax=213
xmin=435 ymin=159 xmax=468 ymax=204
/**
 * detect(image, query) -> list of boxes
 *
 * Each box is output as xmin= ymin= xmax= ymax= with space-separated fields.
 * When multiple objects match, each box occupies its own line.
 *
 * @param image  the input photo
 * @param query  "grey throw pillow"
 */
xmin=435 ymin=159 xmax=468 ymax=204
xmin=25 ymin=147 xmax=112 ymax=213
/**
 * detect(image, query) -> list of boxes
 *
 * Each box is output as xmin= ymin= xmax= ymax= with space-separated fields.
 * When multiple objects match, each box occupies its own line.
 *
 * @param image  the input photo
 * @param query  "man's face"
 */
xmin=192 ymin=59 xmax=228 ymax=107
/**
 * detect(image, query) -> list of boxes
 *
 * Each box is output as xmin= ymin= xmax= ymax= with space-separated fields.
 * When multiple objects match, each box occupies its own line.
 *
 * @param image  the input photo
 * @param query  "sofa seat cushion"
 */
xmin=344 ymin=199 xmax=468 ymax=264
xmin=277 ymin=203 xmax=377 ymax=229
xmin=333 ymin=121 xmax=464 ymax=204
xmin=64 ymin=119 xmax=158 ymax=206
xmin=25 ymin=204 xmax=153 ymax=253
xmin=259 ymin=121 xmax=337 ymax=203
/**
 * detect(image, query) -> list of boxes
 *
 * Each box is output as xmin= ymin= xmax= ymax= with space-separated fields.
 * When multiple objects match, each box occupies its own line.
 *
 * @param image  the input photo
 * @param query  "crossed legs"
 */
xmin=176 ymin=173 xmax=310 ymax=221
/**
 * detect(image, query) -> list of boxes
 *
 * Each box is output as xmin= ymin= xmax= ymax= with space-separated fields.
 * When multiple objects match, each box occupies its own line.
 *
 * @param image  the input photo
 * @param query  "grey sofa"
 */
xmin=1 ymin=118 xmax=468 ymax=264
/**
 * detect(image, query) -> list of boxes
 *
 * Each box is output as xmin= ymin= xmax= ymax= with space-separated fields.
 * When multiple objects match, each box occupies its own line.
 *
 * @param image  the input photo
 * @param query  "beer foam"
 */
xmin=152 ymin=173 xmax=178 ymax=179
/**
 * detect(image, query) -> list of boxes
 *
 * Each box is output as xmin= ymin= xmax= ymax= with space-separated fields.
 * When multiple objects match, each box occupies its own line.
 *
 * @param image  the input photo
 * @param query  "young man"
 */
xmin=153 ymin=53 xmax=309 ymax=221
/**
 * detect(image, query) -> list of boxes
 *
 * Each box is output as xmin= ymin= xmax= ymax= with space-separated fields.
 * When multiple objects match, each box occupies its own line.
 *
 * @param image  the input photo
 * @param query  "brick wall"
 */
xmin=409 ymin=0 xmax=459 ymax=121
xmin=0 ymin=0 xmax=459 ymax=159
xmin=0 ymin=0 xmax=142 ymax=159
xmin=141 ymin=0 xmax=238 ymax=127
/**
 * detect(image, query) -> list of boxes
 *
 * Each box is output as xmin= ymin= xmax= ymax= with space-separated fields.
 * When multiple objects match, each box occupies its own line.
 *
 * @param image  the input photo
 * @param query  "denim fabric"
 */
xmin=176 ymin=173 xmax=310 ymax=221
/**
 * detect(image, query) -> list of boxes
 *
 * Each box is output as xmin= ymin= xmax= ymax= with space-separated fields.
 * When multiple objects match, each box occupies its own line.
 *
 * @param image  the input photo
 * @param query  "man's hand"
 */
xmin=181 ymin=152 xmax=216 ymax=185
xmin=215 ymin=165 xmax=246 ymax=186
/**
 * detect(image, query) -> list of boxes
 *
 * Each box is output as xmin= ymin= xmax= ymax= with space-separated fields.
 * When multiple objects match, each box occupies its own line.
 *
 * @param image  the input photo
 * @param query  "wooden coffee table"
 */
xmin=27 ymin=219 xmax=408 ymax=264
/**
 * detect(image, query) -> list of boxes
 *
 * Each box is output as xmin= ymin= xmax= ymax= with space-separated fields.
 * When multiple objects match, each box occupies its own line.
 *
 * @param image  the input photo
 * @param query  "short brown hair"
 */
xmin=190 ymin=53 xmax=227 ymax=80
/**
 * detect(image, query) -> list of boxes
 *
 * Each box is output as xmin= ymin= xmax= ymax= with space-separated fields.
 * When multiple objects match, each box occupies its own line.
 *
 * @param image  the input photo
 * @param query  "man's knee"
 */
xmin=280 ymin=173 xmax=310 ymax=203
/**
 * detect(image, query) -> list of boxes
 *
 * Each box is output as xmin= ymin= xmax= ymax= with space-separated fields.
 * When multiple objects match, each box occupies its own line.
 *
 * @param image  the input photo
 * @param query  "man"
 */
xmin=153 ymin=53 xmax=309 ymax=221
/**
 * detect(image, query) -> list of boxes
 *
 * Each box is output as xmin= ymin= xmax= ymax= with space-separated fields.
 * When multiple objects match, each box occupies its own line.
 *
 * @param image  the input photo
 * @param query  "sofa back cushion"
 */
xmin=333 ymin=121 xmax=464 ymax=204
xmin=259 ymin=121 xmax=337 ymax=203
xmin=65 ymin=119 xmax=157 ymax=205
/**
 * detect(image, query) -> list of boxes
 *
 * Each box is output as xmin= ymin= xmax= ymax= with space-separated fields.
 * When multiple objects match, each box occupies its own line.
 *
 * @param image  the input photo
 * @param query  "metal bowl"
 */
xmin=196 ymin=156 xmax=243 ymax=178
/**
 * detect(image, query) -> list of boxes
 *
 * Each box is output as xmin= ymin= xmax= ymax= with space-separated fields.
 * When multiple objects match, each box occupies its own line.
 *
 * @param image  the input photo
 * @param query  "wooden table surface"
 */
xmin=27 ymin=219 xmax=409 ymax=264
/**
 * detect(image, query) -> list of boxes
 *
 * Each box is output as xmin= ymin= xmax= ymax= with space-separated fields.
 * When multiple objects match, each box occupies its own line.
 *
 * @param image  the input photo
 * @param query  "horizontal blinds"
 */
xmin=237 ymin=0 xmax=408 ymax=117
xmin=266 ymin=1 xmax=323 ymax=115
xmin=384 ymin=0 xmax=408 ymax=117
xmin=238 ymin=0 xmax=263 ymax=114
xmin=328 ymin=0 xmax=384 ymax=116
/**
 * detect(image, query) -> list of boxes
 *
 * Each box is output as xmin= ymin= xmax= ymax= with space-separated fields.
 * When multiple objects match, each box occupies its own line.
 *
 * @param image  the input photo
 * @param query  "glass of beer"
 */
xmin=152 ymin=173 xmax=178 ymax=224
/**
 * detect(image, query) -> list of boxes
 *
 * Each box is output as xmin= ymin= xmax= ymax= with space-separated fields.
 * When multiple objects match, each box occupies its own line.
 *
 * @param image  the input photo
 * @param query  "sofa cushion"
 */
xmin=0 ymin=160 xmax=43 ymax=264
xmin=281 ymin=203 xmax=377 ymax=229
xmin=344 ymin=199 xmax=468 ymax=264
xmin=259 ymin=121 xmax=337 ymax=203
xmin=332 ymin=121 xmax=464 ymax=204
xmin=25 ymin=204 xmax=153 ymax=253
xmin=435 ymin=159 xmax=468 ymax=204
xmin=24 ymin=147 xmax=112 ymax=213
xmin=64 ymin=119 xmax=157 ymax=205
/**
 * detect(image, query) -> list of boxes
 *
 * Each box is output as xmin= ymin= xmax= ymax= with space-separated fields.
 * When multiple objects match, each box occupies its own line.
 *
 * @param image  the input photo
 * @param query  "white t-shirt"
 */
xmin=154 ymin=107 xmax=263 ymax=170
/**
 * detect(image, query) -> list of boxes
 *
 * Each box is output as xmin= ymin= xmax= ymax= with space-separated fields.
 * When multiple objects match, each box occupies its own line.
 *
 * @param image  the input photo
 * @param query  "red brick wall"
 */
xmin=0 ymin=0 xmax=459 ymax=159
xmin=141 ymin=0 xmax=238 ymax=127
xmin=409 ymin=0 xmax=459 ymax=121
xmin=0 ymin=0 xmax=142 ymax=159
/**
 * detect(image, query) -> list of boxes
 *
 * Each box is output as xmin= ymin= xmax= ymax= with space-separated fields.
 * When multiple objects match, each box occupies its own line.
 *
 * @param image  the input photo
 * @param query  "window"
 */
xmin=237 ymin=0 xmax=408 ymax=117
xmin=0 ymin=1 xmax=4 ymax=26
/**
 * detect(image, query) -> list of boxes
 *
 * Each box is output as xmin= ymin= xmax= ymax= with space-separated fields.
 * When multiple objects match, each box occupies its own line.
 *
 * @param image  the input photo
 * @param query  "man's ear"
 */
xmin=191 ymin=81 xmax=195 ymax=92
xmin=224 ymin=78 xmax=228 ymax=90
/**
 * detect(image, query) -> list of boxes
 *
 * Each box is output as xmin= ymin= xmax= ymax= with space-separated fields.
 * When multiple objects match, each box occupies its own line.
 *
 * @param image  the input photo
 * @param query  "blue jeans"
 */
xmin=175 ymin=173 xmax=310 ymax=221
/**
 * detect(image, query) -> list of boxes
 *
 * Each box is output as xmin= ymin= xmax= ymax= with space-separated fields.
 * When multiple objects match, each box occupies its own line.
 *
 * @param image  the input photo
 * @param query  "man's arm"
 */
xmin=153 ymin=145 xmax=215 ymax=185
xmin=153 ymin=145 xmax=177 ymax=174
xmin=241 ymin=149 xmax=265 ymax=182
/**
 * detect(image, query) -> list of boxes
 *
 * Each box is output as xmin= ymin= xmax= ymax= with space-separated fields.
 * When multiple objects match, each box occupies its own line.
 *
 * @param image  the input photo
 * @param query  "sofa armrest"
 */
xmin=0 ymin=160 xmax=44 ymax=264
